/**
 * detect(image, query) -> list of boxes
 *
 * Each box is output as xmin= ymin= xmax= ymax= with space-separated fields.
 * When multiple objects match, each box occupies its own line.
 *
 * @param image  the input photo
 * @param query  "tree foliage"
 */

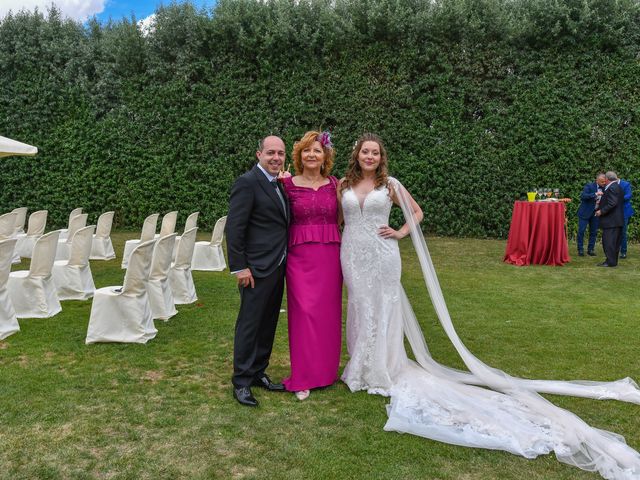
xmin=1 ymin=0 xmax=639 ymax=237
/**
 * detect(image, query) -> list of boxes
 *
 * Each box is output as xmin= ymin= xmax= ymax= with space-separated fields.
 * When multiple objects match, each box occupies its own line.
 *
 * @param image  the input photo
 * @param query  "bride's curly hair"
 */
xmin=341 ymin=133 xmax=389 ymax=193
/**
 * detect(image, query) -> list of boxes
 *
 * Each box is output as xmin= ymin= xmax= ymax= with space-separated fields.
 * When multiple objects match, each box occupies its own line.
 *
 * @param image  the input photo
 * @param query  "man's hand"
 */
xmin=235 ymin=268 xmax=255 ymax=288
xmin=595 ymin=210 xmax=601 ymax=217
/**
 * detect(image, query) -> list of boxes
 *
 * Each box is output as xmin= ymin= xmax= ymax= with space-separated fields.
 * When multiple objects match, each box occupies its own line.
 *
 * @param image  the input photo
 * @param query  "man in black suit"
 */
xmin=225 ymin=136 xmax=289 ymax=406
xmin=595 ymin=171 xmax=625 ymax=267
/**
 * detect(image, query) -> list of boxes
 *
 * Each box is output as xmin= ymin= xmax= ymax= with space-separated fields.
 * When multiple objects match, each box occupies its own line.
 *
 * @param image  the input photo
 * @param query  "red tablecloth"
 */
xmin=503 ymin=201 xmax=570 ymax=266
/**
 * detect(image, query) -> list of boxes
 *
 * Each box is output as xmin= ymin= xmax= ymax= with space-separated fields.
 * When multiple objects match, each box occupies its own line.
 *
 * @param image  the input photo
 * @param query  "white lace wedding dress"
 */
xmin=340 ymin=178 xmax=640 ymax=479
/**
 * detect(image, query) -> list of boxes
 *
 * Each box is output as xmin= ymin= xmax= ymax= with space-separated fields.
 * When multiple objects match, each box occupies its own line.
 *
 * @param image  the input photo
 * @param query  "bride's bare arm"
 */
xmin=379 ymin=181 xmax=423 ymax=239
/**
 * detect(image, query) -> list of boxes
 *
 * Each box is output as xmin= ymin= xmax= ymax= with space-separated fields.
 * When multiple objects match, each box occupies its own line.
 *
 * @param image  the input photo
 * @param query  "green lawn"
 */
xmin=1 ymin=233 xmax=638 ymax=480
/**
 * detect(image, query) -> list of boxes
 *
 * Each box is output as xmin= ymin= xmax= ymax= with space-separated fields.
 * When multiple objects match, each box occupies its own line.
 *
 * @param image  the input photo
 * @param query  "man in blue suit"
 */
xmin=576 ymin=173 xmax=606 ymax=256
xmin=618 ymin=178 xmax=634 ymax=258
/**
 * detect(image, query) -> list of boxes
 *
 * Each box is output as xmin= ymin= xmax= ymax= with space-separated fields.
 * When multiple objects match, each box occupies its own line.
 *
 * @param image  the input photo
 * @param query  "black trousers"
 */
xmin=601 ymin=226 xmax=622 ymax=266
xmin=232 ymin=264 xmax=285 ymax=388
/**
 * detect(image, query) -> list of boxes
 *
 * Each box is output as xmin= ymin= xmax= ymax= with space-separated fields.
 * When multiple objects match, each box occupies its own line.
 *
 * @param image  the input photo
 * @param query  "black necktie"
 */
xmin=271 ymin=179 xmax=286 ymax=214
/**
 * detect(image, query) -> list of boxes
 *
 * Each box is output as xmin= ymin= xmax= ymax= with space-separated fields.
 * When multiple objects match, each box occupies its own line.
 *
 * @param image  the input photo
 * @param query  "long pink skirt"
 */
xmin=283 ymin=242 xmax=342 ymax=392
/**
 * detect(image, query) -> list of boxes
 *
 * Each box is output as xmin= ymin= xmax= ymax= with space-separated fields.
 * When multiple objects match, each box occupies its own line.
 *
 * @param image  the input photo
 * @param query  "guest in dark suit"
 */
xmin=618 ymin=178 xmax=634 ymax=258
xmin=576 ymin=173 xmax=606 ymax=256
xmin=226 ymin=135 xmax=289 ymax=406
xmin=595 ymin=171 xmax=625 ymax=267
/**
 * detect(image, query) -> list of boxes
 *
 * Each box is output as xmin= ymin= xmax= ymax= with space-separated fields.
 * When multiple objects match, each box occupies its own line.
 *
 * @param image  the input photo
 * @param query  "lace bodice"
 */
xmin=281 ymin=176 xmax=340 ymax=247
xmin=341 ymin=184 xmax=393 ymax=230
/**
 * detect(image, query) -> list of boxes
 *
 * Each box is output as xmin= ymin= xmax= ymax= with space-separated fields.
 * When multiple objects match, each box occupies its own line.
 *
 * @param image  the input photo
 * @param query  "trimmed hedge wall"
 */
xmin=1 ymin=0 xmax=639 ymax=238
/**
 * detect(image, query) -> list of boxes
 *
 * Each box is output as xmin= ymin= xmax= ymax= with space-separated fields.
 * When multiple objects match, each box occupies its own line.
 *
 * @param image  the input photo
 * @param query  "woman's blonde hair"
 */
xmin=292 ymin=130 xmax=335 ymax=177
xmin=341 ymin=133 xmax=389 ymax=192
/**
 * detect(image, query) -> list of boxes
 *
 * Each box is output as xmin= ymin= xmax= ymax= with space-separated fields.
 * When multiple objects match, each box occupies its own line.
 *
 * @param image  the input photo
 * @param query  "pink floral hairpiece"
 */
xmin=317 ymin=131 xmax=333 ymax=150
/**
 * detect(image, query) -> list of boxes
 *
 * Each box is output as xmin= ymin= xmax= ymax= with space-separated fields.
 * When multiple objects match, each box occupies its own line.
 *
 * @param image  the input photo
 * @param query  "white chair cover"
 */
xmin=12 ymin=207 xmax=28 ymax=235
xmin=0 ymin=212 xmax=17 ymax=238
xmin=10 ymin=208 xmax=28 ymax=264
xmin=52 ymin=225 xmax=96 ymax=300
xmin=56 ymin=213 xmax=88 ymax=261
xmin=8 ymin=230 xmax=62 ymax=318
xmin=184 ymin=211 xmax=199 ymax=231
xmin=58 ymin=207 xmax=83 ymax=241
xmin=90 ymin=211 xmax=116 ymax=260
xmin=172 ymin=211 xmax=200 ymax=261
xmin=15 ymin=210 xmax=47 ymax=258
xmin=0 ymin=238 xmax=20 ymax=340
xmin=121 ymin=213 xmax=159 ymax=269
xmin=192 ymin=216 xmax=227 ymax=271
xmin=159 ymin=211 xmax=178 ymax=237
xmin=169 ymin=227 xmax=198 ymax=304
xmin=147 ymin=234 xmax=178 ymax=321
xmin=86 ymin=239 xmax=157 ymax=344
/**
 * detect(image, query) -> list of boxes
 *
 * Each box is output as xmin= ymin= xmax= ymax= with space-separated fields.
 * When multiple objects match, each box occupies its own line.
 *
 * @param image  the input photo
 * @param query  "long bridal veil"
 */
xmin=387 ymin=178 xmax=640 ymax=479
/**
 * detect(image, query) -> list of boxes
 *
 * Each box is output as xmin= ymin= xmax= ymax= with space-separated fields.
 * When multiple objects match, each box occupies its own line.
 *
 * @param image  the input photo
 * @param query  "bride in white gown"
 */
xmin=339 ymin=133 xmax=640 ymax=480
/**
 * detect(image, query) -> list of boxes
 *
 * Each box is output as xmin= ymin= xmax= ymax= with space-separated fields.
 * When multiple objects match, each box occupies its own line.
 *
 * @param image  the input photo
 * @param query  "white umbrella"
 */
xmin=0 ymin=135 xmax=38 ymax=157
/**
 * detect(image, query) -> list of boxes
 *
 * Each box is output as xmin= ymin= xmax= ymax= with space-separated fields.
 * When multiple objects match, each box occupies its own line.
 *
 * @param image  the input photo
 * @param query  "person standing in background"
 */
xmin=576 ymin=173 xmax=606 ymax=256
xmin=618 ymin=177 xmax=634 ymax=259
xmin=595 ymin=171 xmax=625 ymax=267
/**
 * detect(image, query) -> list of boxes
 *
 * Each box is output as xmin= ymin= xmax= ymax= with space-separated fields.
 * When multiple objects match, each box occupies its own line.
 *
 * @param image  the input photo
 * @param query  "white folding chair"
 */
xmin=52 ymin=225 xmax=96 ymax=300
xmin=15 ymin=209 xmax=47 ymax=258
xmin=90 ymin=211 xmax=116 ymax=260
xmin=147 ymin=234 xmax=178 ymax=321
xmin=8 ymin=231 xmax=62 ymax=318
xmin=12 ymin=207 xmax=28 ymax=235
xmin=0 ymin=212 xmax=17 ymax=238
xmin=172 ymin=211 xmax=199 ymax=261
xmin=59 ymin=208 xmax=83 ymax=241
xmin=0 ymin=238 xmax=19 ymax=339
xmin=56 ymin=213 xmax=88 ymax=261
xmin=121 ymin=213 xmax=159 ymax=269
xmin=169 ymin=227 xmax=198 ymax=304
xmin=86 ymin=239 xmax=157 ymax=344
xmin=192 ymin=216 xmax=227 ymax=271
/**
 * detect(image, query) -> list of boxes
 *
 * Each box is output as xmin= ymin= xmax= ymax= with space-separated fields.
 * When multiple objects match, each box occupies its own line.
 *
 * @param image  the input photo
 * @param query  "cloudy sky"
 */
xmin=0 ymin=0 xmax=217 ymax=23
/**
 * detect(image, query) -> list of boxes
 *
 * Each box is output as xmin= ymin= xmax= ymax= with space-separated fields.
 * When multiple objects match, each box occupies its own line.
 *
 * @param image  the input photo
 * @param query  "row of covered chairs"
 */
xmin=0 ymin=226 xmax=96 ymax=339
xmin=1 ymin=208 xmax=225 ymax=343
xmin=86 ymin=227 xmax=199 ymax=344
xmin=0 ymin=208 xmax=116 ymax=262
xmin=0 ymin=222 xmax=200 ymax=342
xmin=121 ymin=211 xmax=226 ymax=272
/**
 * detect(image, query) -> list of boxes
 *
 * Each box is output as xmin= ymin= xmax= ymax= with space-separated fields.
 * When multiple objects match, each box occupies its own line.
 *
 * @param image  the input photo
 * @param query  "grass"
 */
xmin=1 ymin=232 xmax=639 ymax=479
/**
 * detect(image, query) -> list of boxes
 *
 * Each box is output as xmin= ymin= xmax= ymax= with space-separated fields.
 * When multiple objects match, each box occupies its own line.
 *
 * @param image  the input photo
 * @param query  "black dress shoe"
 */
xmin=587 ymin=251 xmax=596 ymax=256
xmin=233 ymin=386 xmax=258 ymax=407
xmin=578 ymin=252 xmax=584 ymax=257
xmin=597 ymin=262 xmax=610 ymax=267
xmin=252 ymin=374 xmax=286 ymax=392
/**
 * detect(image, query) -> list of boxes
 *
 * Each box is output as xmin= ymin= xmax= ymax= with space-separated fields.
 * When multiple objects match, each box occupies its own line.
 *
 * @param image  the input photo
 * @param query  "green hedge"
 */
xmin=1 ymin=0 xmax=639 ymax=238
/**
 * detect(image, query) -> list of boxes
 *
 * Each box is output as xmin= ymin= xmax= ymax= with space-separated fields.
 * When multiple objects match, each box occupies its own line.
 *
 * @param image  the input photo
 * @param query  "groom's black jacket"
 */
xmin=225 ymin=165 xmax=289 ymax=278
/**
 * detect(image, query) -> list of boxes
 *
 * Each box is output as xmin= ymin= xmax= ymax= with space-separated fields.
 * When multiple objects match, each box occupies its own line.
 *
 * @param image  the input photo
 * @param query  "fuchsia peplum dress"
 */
xmin=281 ymin=175 xmax=342 ymax=392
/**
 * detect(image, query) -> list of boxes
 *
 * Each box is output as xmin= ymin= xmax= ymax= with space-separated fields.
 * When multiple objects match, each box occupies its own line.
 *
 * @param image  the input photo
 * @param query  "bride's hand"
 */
xmin=378 ymin=225 xmax=402 ymax=239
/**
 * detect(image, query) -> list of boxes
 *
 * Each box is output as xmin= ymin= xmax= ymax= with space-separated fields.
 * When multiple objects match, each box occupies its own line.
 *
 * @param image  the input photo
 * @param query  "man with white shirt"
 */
xmin=225 ymin=136 xmax=289 ymax=406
